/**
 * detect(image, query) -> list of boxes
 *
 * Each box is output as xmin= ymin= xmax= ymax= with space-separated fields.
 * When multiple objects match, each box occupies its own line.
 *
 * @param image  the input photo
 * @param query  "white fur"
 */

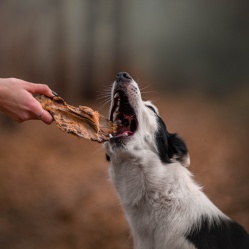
xmin=104 ymin=79 xmax=228 ymax=249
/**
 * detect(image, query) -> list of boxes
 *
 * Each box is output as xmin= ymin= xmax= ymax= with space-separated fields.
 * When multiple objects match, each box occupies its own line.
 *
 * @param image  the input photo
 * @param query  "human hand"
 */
xmin=0 ymin=78 xmax=54 ymax=124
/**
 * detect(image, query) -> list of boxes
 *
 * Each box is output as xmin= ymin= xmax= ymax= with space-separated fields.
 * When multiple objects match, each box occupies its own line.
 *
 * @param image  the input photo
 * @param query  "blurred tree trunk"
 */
xmin=113 ymin=0 xmax=123 ymax=75
xmin=80 ymin=0 xmax=97 ymax=100
xmin=53 ymin=2 xmax=67 ymax=98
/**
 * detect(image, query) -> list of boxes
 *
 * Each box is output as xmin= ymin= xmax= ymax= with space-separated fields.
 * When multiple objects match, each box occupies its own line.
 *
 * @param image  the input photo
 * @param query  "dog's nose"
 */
xmin=116 ymin=72 xmax=132 ymax=83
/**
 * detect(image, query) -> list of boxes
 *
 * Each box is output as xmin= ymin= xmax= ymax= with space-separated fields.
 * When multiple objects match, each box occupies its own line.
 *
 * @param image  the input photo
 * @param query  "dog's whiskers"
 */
xmin=89 ymin=147 xmax=105 ymax=158
xmin=97 ymin=99 xmax=111 ymax=112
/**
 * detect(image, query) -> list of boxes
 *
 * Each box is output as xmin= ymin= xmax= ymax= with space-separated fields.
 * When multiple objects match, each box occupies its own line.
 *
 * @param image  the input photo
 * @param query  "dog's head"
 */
xmin=104 ymin=72 xmax=189 ymax=166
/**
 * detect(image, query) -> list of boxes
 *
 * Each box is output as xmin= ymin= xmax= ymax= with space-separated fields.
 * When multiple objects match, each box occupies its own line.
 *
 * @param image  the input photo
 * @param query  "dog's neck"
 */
xmin=109 ymin=151 xmax=227 ymax=238
xmin=110 ymin=151 xmax=199 ymax=207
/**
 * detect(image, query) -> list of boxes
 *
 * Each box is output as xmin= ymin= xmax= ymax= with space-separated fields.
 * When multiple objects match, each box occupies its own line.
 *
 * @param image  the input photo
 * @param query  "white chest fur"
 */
xmin=108 ymin=151 xmax=226 ymax=249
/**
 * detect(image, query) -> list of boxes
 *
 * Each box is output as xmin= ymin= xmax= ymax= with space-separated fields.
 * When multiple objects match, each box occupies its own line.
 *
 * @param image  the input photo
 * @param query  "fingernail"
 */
xmin=52 ymin=90 xmax=58 ymax=96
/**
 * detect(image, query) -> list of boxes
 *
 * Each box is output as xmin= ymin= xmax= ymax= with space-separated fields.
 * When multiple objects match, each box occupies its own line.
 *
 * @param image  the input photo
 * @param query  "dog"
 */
xmin=104 ymin=72 xmax=249 ymax=249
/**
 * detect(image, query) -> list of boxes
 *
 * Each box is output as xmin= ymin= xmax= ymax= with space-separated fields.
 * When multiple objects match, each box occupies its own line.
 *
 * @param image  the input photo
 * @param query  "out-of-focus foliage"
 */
xmin=0 ymin=0 xmax=248 ymax=99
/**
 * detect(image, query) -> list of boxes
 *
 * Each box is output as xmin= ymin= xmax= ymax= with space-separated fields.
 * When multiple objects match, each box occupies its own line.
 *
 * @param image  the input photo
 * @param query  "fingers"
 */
xmin=38 ymin=109 xmax=54 ymax=124
xmin=0 ymin=78 xmax=55 ymax=124
xmin=29 ymin=99 xmax=54 ymax=125
xmin=26 ymin=83 xmax=55 ymax=124
xmin=26 ymin=83 xmax=54 ymax=97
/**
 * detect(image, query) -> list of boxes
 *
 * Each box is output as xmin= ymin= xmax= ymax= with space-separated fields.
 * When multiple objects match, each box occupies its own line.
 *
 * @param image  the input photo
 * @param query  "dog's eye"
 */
xmin=146 ymin=105 xmax=157 ymax=114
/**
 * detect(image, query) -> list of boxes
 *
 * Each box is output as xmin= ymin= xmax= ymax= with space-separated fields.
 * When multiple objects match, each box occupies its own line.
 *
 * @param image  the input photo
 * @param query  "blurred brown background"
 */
xmin=0 ymin=0 xmax=248 ymax=249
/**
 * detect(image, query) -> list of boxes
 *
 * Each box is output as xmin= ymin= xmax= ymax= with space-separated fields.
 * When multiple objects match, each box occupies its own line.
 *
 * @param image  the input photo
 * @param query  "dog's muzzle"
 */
xmin=109 ymin=72 xmax=139 ymax=141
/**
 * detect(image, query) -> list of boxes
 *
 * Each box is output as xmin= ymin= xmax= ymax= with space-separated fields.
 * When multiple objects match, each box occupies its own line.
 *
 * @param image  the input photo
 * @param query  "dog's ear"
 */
xmin=167 ymin=133 xmax=189 ymax=167
xmin=155 ymin=116 xmax=189 ymax=166
xmin=155 ymin=116 xmax=170 ymax=163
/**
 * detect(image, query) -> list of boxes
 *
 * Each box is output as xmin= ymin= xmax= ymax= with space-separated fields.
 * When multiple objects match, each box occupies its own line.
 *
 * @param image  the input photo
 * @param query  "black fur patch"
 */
xmin=154 ymin=115 xmax=188 ymax=164
xmin=186 ymin=216 xmax=249 ymax=249
xmin=105 ymin=154 xmax=111 ymax=162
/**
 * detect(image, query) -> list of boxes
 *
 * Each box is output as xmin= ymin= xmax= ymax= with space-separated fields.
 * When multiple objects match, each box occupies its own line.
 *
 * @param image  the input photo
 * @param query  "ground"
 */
xmin=0 ymin=92 xmax=248 ymax=249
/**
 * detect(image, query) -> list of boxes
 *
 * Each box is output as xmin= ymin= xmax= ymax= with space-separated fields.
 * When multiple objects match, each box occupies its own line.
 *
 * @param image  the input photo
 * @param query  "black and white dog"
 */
xmin=104 ymin=72 xmax=249 ymax=249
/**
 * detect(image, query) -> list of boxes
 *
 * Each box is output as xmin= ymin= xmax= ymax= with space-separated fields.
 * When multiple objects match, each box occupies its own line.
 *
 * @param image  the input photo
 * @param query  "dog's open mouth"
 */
xmin=110 ymin=90 xmax=138 ymax=138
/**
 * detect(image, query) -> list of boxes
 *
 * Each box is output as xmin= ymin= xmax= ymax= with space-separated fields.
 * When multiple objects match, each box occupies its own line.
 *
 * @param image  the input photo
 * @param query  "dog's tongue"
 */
xmin=116 ymin=126 xmax=133 ymax=137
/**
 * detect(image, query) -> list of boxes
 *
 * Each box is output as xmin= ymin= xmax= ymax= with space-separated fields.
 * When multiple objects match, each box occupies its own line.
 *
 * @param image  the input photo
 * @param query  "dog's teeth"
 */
xmin=115 ymin=106 xmax=119 ymax=113
xmin=109 ymin=134 xmax=113 ymax=138
xmin=114 ymin=93 xmax=120 ymax=99
xmin=117 ymin=98 xmax=120 ymax=107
